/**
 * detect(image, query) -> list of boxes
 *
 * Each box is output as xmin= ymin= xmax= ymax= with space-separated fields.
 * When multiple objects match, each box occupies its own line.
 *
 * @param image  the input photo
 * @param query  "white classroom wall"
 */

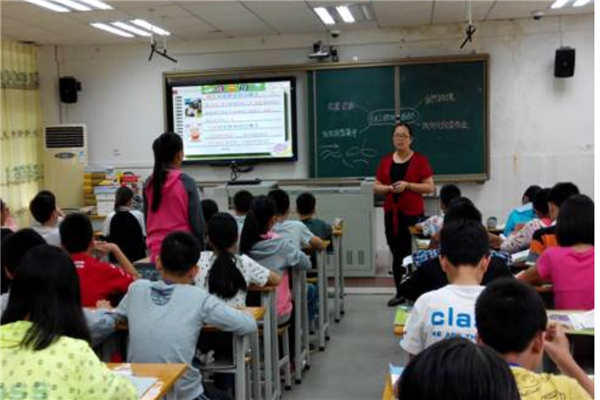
xmin=38 ymin=13 xmax=594 ymax=230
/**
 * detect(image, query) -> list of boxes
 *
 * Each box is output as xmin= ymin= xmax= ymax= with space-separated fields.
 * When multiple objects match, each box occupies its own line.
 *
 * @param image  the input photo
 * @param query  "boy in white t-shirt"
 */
xmin=400 ymin=219 xmax=491 ymax=357
xmin=29 ymin=190 xmax=63 ymax=247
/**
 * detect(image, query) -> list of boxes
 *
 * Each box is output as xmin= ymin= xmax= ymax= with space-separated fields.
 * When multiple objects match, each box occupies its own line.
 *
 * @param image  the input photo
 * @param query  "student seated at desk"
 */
xmin=503 ymin=185 xmax=542 ymax=237
xmin=296 ymin=192 xmax=333 ymax=240
xmin=500 ymin=188 xmax=551 ymax=254
xmin=0 ymin=229 xmax=116 ymax=345
xmin=399 ymin=199 xmax=512 ymax=303
xmin=60 ymin=213 xmax=139 ymax=307
xmin=0 ymin=245 xmax=137 ymax=400
xmin=400 ymin=220 xmax=490 ymax=357
xmin=114 ymin=231 xmax=257 ymax=400
xmin=529 ymin=182 xmax=580 ymax=261
xmin=416 ymin=183 xmax=461 ymax=238
xmin=397 ymin=337 xmax=520 ymax=400
xmin=29 ymin=190 xmax=62 ymax=247
xmin=240 ymin=195 xmax=311 ymax=324
xmin=102 ymin=186 xmax=147 ymax=263
xmin=476 ymin=279 xmax=594 ymax=399
xmin=233 ymin=190 xmax=253 ymax=233
xmin=201 ymin=199 xmax=219 ymax=224
xmin=196 ymin=212 xmax=281 ymax=308
xmin=268 ymin=189 xmax=324 ymax=250
xmin=518 ymin=195 xmax=594 ymax=311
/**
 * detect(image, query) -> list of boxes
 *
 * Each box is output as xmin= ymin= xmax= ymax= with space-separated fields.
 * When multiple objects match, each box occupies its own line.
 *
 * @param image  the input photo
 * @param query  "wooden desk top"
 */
xmin=333 ymin=228 xmax=343 ymax=237
xmin=108 ymin=363 xmax=186 ymax=400
xmin=103 ymin=307 xmax=265 ymax=332
xmin=322 ymin=240 xmax=331 ymax=248
xmin=382 ymin=374 xmax=393 ymax=400
xmin=248 ymin=284 xmax=277 ymax=292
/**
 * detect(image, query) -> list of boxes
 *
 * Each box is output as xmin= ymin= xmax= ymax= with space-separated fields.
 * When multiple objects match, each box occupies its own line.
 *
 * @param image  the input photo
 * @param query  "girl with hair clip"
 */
xmin=196 ymin=212 xmax=281 ymax=308
xmin=144 ymin=132 xmax=205 ymax=261
xmin=0 ymin=245 xmax=137 ymax=399
xmin=240 ymin=195 xmax=311 ymax=324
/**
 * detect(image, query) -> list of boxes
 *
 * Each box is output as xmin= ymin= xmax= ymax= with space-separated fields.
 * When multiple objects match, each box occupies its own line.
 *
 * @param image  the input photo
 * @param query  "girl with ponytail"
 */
xmin=144 ymin=132 xmax=205 ymax=261
xmin=195 ymin=212 xmax=280 ymax=307
xmin=240 ymin=196 xmax=311 ymax=323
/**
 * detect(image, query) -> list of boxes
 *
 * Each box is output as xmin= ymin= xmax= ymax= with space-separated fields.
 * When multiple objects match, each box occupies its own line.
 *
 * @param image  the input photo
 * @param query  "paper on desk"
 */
xmin=389 ymin=364 xmax=405 ymax=388
xmin=115 ymin=372 xmax=158 ymax=398
xmin=511 ymin=250 xmax=530 ymax=264
xmin=402 ymin=256 xmax=412 ymax=269
xmin=549 ymin=310 xmax=594 ymax=330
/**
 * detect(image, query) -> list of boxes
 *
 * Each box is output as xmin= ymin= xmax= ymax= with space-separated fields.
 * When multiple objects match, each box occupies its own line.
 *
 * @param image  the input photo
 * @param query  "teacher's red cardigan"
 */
xmin=375 ymin=152 xmax=433 ymax=230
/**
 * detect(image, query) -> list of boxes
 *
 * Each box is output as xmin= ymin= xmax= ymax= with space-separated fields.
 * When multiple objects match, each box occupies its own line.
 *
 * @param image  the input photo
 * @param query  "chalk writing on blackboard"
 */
xmin=420 ymin=121 xmax=469 ymax=130
xmin=327 ymin=101 xmax=356 ymax=111
xmin=323 ymin=128 xmax=358 ymax=139
xmin=319 ymin=140 xmax=378 ymax=168
xmin=424 ymin=92 xmax=456 ymax=105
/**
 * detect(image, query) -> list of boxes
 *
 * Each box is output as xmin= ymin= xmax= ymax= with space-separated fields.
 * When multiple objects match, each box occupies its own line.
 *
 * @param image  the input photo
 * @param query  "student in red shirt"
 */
xmin=60 ymin=213 xmax=139 ymax=307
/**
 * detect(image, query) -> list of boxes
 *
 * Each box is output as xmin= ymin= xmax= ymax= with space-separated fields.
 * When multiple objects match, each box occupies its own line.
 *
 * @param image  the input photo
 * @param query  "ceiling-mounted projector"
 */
xmin=308 ymin=41 xmax=330 ymax=59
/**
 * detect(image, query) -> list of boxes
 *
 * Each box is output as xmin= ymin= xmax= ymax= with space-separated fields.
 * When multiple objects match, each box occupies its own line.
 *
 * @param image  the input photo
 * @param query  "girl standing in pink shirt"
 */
xmin=144 ymin=132 xmax=205 ymax=261
xmin=518 ymin=194 xmax=594 ymax=310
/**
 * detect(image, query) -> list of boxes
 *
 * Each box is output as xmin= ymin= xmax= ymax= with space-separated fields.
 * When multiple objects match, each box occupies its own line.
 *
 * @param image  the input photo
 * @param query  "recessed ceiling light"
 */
xmin=91 ymin=23 xmax=134 ymax=38
xmin=130 ymin=19 xmax=171 ymax=36
xmin=314 ymin=7 xmax=336 ymax=25
xmin=573 ymin=0 xmax=592 ymax=6
xmin=551 ymin=0 xmax=571 ymax=8
xmin=78 ymin=0 xmax=113 ymax=10
xmin=53 ymin=0 xmax=91 ymax=11
xmin=336 ymin=6 xmax=355 ymax=23
xmin=23 ymin=0 xmax=70 ymax=13
xmin=111 ymin=22 xmax=152 ymax=37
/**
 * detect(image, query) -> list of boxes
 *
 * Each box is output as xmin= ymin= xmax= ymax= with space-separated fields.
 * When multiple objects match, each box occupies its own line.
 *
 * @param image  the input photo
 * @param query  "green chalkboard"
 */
xmin=309 ymin=56 xmax=488 ymax=180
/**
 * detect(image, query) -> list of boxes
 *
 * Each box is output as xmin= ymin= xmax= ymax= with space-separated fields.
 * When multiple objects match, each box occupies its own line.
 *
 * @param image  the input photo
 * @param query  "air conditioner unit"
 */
xmin=44 ymin=124 xmax=87 ymax=207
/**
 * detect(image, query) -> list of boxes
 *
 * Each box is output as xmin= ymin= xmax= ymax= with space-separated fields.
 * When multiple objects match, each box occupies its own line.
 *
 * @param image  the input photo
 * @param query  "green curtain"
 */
xmin=1 ymin=40 xmax=44 ymax=228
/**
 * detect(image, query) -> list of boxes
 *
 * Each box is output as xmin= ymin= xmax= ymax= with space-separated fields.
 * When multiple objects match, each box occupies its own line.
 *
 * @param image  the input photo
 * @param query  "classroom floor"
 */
xmin=284 ymin=294 xmax=407 ymax=400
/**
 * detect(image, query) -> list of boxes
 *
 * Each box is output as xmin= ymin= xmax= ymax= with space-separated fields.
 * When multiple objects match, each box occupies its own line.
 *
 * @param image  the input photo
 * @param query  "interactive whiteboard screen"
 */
xmin=167 ymin=78 xmax=297 ymax=164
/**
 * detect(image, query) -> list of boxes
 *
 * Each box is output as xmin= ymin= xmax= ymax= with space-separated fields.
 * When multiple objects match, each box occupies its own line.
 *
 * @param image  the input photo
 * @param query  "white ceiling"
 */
xmin=0 ymin=0 xmax=594 ymax=46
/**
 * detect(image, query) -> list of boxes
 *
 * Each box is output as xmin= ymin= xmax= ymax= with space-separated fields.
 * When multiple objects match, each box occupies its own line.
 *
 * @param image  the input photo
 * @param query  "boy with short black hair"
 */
xmin=232 ymin=190 xmax=253 ymax=233
xmin=476 ymin=279 xmax=593 ymax=399
xmin=269 ymin=189 xmax=324 ymax=250
xmin=60 ymin=213 xmax=139 ymax=307
xmin=418 ymin=184 xmax=461 ymax=237
xmin=400 ymin=219 xmax=490 ymax=357
xmin=529 ymin=182 xmax=580 ymax=260
xmin=29 ymin=190 xmax=62 ymax=246
xmin=296 ymin=192 xmax=333 ymax=240
xmin=115 ymin=231 xmax=257 ymax=400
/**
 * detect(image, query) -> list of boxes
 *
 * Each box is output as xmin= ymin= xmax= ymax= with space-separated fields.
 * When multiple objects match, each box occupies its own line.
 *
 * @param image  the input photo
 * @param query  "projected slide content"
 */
xmin=171 ymin=81 xmax=294 ymax=162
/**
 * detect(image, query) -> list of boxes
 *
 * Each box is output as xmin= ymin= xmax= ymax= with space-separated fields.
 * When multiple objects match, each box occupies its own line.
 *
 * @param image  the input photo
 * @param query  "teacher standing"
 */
xmin=374 ymin=123 xmax=434 ymax=307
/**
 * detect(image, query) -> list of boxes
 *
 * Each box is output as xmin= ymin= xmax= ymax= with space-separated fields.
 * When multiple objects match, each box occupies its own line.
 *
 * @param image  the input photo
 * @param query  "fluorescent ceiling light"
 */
xmin=130 ymin=19 xmax=171 ymax=36
xmin=314 ymin=7 xmax=336 ymax=25
xmin=336 ymin=6 xmax=355 ymax=23
xmin=78 ymin=0 xmax=113 ymax=10
xmin=573 ymin=0 xmax=591 ymax=6
xmin=91 ymin=23 xmax=134 ymax=38
xmin=111 ymin=22 xmax=152 ymax=36
xmin=551 ymin=0 xmax=571 ymax=8
xmin=23 ymin=0 xmax=70 ymax=12
xmin=53 ymin=0 xmax=92 ymax=11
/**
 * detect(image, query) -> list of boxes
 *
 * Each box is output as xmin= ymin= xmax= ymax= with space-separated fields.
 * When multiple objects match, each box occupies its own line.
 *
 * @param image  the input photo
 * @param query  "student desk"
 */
xmin=108 ymin=363 xmax=186 ymax=400
xmin=382 ymin=374 xmax=394 ymax=400
xmin=547 ymin=310 xmax=594 ymax=373
xmin=248 ymin=285 xmax=280 ymax=400
xmin=331 ymin=227 xmax=345 ymax=322
xmin=316 ymin=241 xmax=331 ymax=351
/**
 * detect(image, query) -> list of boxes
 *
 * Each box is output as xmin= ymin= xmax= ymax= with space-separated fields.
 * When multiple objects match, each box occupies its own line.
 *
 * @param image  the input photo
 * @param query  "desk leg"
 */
xmin=301 ymin=271 xmax=310 ymax=368
xmin=251 ymin=331 xmax=261 ymax=400
xmin=293 ymin=269 xmax=302 ymax=384
xmin=269 ymin=291 xmax=281 ymax=400
xmin=235 ymin=335 xmax=246 ymax=400
xmin=261 ymin=292 xmax=273 ymax=400
xmin=333 ymin=236 xmax=341 ymax=323
xmin=339 ymin=236 xmax=345 ymax=316
xmin=317 ymin=250 xmax=326 ymax=350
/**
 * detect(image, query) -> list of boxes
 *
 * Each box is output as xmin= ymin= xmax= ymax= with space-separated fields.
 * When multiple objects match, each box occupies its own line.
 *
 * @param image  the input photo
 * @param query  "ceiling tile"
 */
xmin=485 ymin=1 xmax=553 ymax=20
xmin=242 ymin=1 xmax=326 ymax=33
xmin=373 ymin=1 xmax=433 ymax=28
xmin=432 ymin=0 xmax=495 ymax=25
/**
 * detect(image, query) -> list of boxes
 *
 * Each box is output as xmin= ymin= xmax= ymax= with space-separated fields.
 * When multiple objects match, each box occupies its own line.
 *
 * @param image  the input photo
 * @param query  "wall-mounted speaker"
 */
xmin=59 ymin=77 xmax=81 ymax=103
xmin=554 ymin=47 xmax=575 ymax=78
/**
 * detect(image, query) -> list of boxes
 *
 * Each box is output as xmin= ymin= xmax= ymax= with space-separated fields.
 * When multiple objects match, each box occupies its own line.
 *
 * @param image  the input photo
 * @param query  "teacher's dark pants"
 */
xmin=385 ymin=211 xmax=421 ymax=297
